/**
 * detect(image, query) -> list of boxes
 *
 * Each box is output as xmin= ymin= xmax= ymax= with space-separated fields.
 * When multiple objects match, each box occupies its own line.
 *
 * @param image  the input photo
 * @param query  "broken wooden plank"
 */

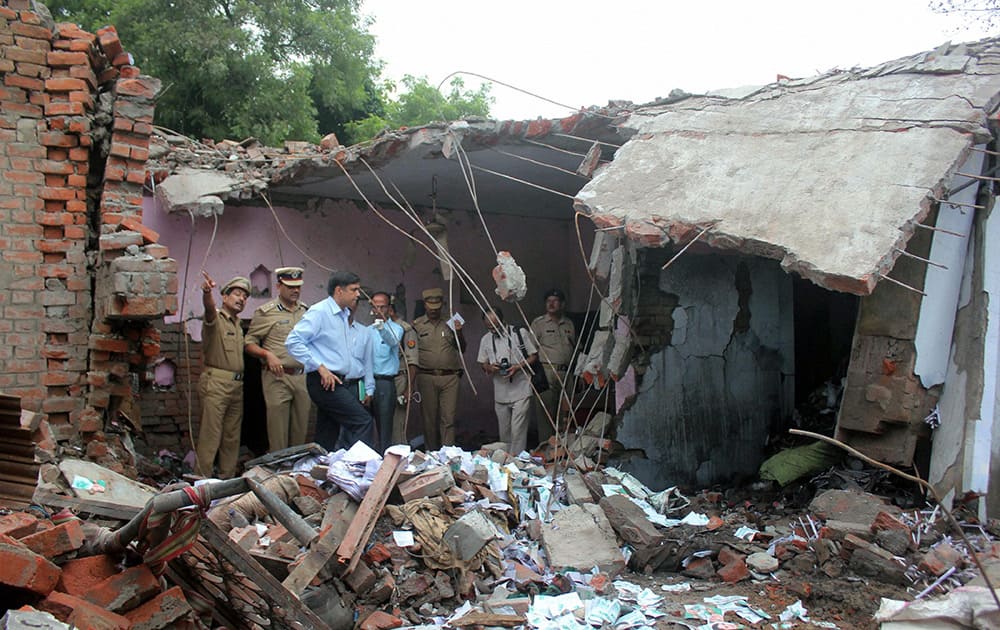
xmin=282 ymin=495 xmax=357 ymax=597
xmin=336 ymin=450 xmax=405 ymax=574
xmin=198 ymin=520 xmax=329 ymax=628
xmin=450 ymin=611 xmax=525 ymax=627
xmin=244 ymin=443 xmax=327 ymax=469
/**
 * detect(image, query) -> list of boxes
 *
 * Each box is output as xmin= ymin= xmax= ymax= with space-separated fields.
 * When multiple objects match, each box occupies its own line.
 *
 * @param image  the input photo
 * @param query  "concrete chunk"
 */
xmin=541 ymin=504 xmax=625 ymax=577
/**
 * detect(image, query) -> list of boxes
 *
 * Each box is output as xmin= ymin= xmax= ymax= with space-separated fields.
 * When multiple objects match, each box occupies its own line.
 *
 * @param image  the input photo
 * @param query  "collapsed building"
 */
xmin=1 ymin=0 xmax=999 ymax=526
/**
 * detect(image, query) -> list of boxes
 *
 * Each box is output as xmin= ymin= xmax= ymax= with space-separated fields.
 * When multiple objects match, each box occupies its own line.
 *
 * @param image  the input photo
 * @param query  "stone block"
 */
xmin=397 ymin=466 xmax=454 ymax=502
xmin=541 ymin=504 xmax=625 ymax=577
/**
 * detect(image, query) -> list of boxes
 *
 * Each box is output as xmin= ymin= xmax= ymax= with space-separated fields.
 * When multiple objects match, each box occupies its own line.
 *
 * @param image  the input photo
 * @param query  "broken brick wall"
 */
xmin=834 ymin=221 xmax=938 ymax=465
xmin=611 ymin=247 xmax=795 ymax=489
xmin=137 ymin=322 xmax=200 ymax=454
xmin=0 ymin=1 xmax=175 ymax=474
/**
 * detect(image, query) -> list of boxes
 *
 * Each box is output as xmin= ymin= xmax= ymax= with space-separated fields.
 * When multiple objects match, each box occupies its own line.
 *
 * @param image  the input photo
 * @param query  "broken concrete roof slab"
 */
xmin=575 ymin=38 xmax=1000 ymax=295
xmin=155 ymin=167 xmax=248 ymax=216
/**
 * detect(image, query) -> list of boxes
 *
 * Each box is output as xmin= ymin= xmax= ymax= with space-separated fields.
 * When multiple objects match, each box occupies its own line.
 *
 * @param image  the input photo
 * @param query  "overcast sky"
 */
xmin=362 ymin=0 xmax=994 ymax=120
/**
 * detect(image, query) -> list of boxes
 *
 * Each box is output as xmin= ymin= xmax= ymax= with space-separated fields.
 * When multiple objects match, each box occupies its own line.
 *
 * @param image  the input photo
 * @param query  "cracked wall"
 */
xmin=614 ymin=252 xmax=794 ymax=489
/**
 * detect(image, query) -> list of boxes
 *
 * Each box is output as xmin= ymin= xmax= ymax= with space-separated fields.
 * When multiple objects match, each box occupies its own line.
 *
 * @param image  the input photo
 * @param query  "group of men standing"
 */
xmin=193 ymin=267 xmax=577 ymax=478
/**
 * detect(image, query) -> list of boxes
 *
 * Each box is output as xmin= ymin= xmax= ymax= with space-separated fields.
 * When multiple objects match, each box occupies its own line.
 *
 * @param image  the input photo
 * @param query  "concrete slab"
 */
xmin=575 ymin=39 xmax=1000 ymax=295
xmin=58 ymin=459 xmax=155 ymax=511
xmin=540 ymin=504 xmax=625 ymax=577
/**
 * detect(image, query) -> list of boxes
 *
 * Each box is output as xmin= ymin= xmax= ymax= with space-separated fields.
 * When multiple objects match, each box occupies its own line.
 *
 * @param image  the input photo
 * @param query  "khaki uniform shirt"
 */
xmin=203 ymin=309 xmax=244 ymax=372
xmin=530 ymin=314 xmax=576 ymax=367
xmin=413 ymin=315 xmax=463 ymax=370
xmin=245 ymin=299 xmax=308 ymax=368
xmin=397 ymin=319 xmax=419 ymax=369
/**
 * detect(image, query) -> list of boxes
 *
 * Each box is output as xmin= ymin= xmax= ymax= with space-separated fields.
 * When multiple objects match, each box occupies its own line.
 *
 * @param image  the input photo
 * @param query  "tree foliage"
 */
xmin=344 ymin=75 xmax=493 ymax=145
xmin=46 ymin=0 xmax=382 ymax=145
xmin=930 ymin=0 xmax=1000 ymax=30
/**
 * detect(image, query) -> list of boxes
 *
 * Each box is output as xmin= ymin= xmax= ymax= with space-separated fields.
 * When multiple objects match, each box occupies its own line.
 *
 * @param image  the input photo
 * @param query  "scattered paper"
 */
xmin=392 ymin=530 xmax=415 ymax=547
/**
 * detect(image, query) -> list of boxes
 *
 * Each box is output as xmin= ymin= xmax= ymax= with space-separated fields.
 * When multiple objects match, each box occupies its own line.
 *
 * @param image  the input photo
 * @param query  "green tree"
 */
xmin=930 ymin=0 xmax=1000 ymax=30
xmin=344 ymin=75 xmax=493 ymax=144
xmin=46 ymin=0 xmax=381 ymax=145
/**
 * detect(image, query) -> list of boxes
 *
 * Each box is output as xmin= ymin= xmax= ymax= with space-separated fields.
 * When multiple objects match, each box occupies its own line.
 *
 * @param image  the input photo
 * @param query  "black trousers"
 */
xmin=306 ymin=371 xmax=374 ymax=451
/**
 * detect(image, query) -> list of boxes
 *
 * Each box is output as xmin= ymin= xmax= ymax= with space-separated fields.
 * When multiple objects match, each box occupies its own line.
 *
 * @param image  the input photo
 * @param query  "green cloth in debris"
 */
xmin=759 ymin=440 xmax=842 ymax=486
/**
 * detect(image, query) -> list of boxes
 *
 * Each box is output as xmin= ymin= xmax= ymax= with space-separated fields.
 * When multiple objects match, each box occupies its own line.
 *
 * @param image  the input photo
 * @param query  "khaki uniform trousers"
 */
xmin=391 ymin=371 xmax=410 ymax=445
xmin=417 ymin=373 xmax=460 ymax=449
xmin=262 ymin=371 xmax=310 ymax=452
xmin=197 ymin=369 xmax=243 ymax=478
xmin=534 ymin=366 xmax=567 ymax=444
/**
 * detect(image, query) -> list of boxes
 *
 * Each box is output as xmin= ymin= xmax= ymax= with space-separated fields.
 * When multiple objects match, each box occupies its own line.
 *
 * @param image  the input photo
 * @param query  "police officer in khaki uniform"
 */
xmin=413 ymin=288 xmax=466 ymax=449
xmin=197 ymin=271 xmax=250 ymax=478
xmin=245 ymin=267 xmax=310 ymax=453
xmin=530 ymin=289 xmax=576 ymax=444
xmin=390 ymin=299 xmax=418 ymax=445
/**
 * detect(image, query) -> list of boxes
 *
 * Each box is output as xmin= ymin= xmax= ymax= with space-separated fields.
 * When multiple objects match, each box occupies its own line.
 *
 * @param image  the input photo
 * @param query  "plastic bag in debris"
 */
xmin=758 ymin=440 xmax=841 ymax=487
xmin=325 ymin=440 xmax=381 ymax=501
xmin=493 ymin=251 xmax=527 ymax=302
xmin=876 ymin=586 xmax=1000 ymax=629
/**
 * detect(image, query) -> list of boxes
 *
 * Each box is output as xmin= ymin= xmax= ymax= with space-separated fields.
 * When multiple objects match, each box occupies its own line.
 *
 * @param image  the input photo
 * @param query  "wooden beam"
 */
xmin=335 ymin=450 xmax=405 ymax=574
xmin=32 ymin=490 xmax=142 ymax=521
xmin=198 ymin=521 xmax=330 ymax=629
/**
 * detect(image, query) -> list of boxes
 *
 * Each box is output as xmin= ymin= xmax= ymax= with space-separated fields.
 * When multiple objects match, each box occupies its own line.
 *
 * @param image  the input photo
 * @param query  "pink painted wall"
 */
xmin=143 ymin=196 xmax=594 ymax=447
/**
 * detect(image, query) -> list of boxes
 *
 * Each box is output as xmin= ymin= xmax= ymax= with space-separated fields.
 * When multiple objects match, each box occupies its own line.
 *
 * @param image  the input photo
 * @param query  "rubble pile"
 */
xmin=2 ymin=439 xmax=999 ymax=628
xmin=0 ymin=509 xmax=198 ymax=628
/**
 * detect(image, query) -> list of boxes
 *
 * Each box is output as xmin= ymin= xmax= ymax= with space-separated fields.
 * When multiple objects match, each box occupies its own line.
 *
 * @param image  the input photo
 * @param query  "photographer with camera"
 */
xmin=477 ymin=307 xmax=538 ymax=455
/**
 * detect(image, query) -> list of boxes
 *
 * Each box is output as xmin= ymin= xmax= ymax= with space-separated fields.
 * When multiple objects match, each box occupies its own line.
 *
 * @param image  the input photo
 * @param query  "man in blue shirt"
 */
xmin=286 ymin=271 xmax=375 ymax=451
xmin=369 ymin=291 xmax=403 ymax=450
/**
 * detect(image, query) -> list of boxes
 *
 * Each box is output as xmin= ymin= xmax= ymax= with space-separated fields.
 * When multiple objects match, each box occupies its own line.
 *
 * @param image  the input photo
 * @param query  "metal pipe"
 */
xmin=247 ymin=478 xmax=318 ymax=547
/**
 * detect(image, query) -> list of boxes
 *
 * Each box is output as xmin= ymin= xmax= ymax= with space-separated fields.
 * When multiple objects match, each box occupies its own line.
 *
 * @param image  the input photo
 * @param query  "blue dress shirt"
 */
xmin=370 ymin=319 xmax=403 ymax=377
xmin=286 ymin=296 xmax=375 ymax=396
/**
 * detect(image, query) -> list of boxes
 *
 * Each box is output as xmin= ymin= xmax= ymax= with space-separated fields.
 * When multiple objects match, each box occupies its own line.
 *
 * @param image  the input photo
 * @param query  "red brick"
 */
xmin=47 ymin=51 xmax=90 ymax=66
xmin=919 ymin=542 xmax=963 ymax=576
xmin=45 ymin=77 xmax=88 ymax=92
xmin=717 ymin=558 xmax=750 ymax=583
xmin=870 ymin=511 xmax=910 ymax=534
xmin=82 ymin=563 xmax=159 ymax=612
xmin=89 ymin=336 xmax=130 ymax=353
xmin=44 ymin=101 xmax=85 ymax=116
xmin=124 ymin=586 xmax=192 ymax=629
xmin=5 ymin=73 xmax=45 ymax=91
xmin=39 ymin=187 xmax=75 ymax=201
xmin=55 ymin=23 xmax=97 ymax=42
xmin=5 ymin=47 xmax=47 ymax=64
xmin=718 ymin=546 xmax=745 ymax=567
xmin=40 ymin=131 xmax=79 ymax=148
xmin=125 ymin=168 xmax=148 ymax=185
xmin=0 ymin=541 xmax=61 ymax=595
xmin=11 ymin=22 xmax=52 ymax=39
xmin=360 ymin=611 xmax=404 ymax=630
xmin=119 ymin=216 xmax=159 ymax=244
xmin=19 ymin=520 xmax=84 ymax=559
xmin=96 ymin=26 xmax=124 ymax=59
xmin=113 ymin=117 xmax=133 ymax=132
xmin=39 ymin=591 xmax=131 ymax=630
xmin=68 ymin=147 xmax=89 ymax=162
xmin=119 ymin=65 xmax=140 ymax=79
xmin=130 ymin=146 xmax=149 ymax=161
xmin=116 ymin=78 xmax=157 ymax=100
xmin=0 ymin=512 xmax=38 ymax=538
xmin=57 ymin=555 xmax=120 ymax=596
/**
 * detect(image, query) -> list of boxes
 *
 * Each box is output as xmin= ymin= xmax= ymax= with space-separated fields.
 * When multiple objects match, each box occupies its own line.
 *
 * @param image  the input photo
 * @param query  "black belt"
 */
xmin=333 ymin=374 xmax=361 ymax=387
xmin=374 ymin=374 xmax=396 ymax=381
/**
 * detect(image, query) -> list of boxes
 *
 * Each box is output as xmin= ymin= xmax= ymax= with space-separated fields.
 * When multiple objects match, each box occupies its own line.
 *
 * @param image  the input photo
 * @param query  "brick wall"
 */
xmin=138 ymin=322 xmax=202 ymax=455
xmin=0 ymin=1 xmax=176 ymax=472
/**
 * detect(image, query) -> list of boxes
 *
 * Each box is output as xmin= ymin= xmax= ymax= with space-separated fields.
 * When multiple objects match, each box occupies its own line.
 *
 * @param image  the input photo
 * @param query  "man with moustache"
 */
xmin=286 ymin=271 xmax=375 ymax=451
xmin=413 ymin=287 xmax=466 ymax=449
xmin=245 ymin=267 xmax=311 ymax=453
xmin=196 ymin=271 xmax=251 ymax=478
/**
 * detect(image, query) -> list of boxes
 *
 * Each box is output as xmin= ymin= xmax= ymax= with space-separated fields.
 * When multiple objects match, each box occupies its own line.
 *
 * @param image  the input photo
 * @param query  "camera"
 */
xmin=499 ymin=358 xmax=510 ymax=375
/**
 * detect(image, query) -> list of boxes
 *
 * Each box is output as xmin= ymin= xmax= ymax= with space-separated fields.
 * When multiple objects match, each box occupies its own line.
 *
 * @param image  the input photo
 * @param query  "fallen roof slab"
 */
xmin=575 ymin=38 xmax=1000 ymax=294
